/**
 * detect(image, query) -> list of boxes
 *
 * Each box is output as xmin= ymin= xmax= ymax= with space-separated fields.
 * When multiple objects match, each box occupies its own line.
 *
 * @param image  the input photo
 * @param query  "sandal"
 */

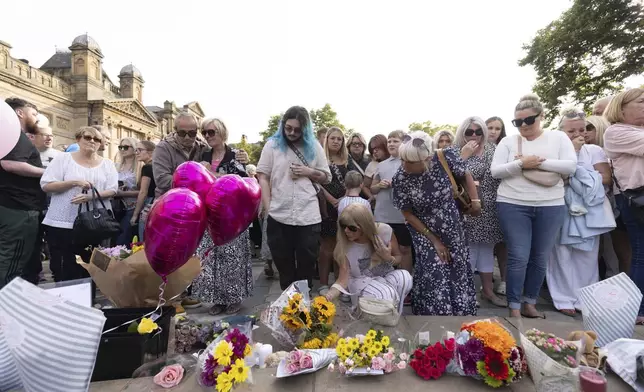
xmin=521 ymin=311 xmax=547 ymax=319
xmin=558 ymin=309 xmax=576 ymax=317
xmin=209 ymin=305 xmax=225 ymax=316
xmin=225 ymin=303 xmax=242 ymax=315
xmin=481 ymin=294 xmax=508 ymax=308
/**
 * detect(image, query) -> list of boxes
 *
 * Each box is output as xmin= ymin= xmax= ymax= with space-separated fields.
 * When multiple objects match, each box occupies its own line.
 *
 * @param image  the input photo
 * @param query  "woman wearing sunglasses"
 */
xmin=113 ymin=137 xmax=143 ymax=246
xmin=456 ymin=117 xmax=506 ymax=308
xmin=491 ymin=94 xmax=577 ymax=319
xmin=324 ymin=203 xmax=412 ymax=315
xmin=392 ymin=131 xmax=480 ymax=316
xmin=191 ymin=117 xmax=253 ymax=316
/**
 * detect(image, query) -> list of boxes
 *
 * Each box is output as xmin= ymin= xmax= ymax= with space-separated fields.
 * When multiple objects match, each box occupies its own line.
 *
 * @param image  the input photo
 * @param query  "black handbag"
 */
xmin=611 ymin=162 xmax=644 ymax=224
xmin=73 ymin=186 xmax=122 ymax=245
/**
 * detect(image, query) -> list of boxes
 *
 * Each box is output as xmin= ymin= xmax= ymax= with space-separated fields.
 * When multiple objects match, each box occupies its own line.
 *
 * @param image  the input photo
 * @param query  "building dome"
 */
xmin=70 ymin=34 xmax=101 ymax=52
xmin=119 ymin=64 xmax=143 ymax=79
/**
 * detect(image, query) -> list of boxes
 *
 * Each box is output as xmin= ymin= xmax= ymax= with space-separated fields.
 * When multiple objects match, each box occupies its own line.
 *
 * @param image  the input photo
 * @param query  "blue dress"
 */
xmin=392 ymin=148 xmax=477 ymax=316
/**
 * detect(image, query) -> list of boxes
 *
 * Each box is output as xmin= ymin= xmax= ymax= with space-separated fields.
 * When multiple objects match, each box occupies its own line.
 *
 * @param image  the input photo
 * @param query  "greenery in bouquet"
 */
xmin=200 ymin=328 xmax=253 ymax=392
xmin=410 ymin=338 xmax=456 ymax=380
xmin=279 ymin=293 xmax=338 ymax=349
xmin=525 ymin=328 xmax=578 ymax=368
xmin=329 ymin=329 xmax=408 ymax=375
xmin=456 ymin=320 xmax=526 ymax=388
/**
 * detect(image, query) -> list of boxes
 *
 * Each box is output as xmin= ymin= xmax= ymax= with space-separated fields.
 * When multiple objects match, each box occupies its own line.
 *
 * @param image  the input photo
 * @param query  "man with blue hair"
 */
xmin=257 ymin=106 xmax=331 ymax=290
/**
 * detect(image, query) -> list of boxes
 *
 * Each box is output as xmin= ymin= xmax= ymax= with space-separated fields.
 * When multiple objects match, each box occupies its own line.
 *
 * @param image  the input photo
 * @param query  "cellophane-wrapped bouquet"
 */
xmin=261 ymin=280 xmax=338 ymax=349
xmin=410 ymin=335 xmax=458 ymax=380
xmin=454 ymin=319 xmax=527 ymax=388
xmin=197 ymin=327 xmax=253 ymax=391
xmin=329 ymin=329 xmax=408 ymax=376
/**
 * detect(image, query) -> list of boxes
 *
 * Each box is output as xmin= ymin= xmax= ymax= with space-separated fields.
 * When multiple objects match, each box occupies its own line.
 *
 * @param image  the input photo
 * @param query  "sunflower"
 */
xmin=279 ymin=314 xmax=304 ymax=331
xmin=302 ymin=338 xmax=322 ymax=349
xmin=381 ymin=336 xmax=390 ymax=347
xmin=364 ymin=336 xmax=374 ymax=345
xmin=313 ymin=296 xmax=336 ymax=320
xmin=367 ymin=347 xmax=379 ymax=358
xmin=230 ymin=358 xmax=250 ymax=383
xmin=348 ymin=338 xmax=360 ymax=350
xmin=284 ymin=298 xmax=300 ymax=315
xmin=366 ymin=330 xmax=377 ymax=339
xmin=373 ymin=342 xmax=383 ymax=353
xmin=343 ymin=345 xmax=354 ymax=358
xmin=323 ymin=333 xmax=339 ymax=348
xmin=337 ymin=338 xmax=347 ymax=347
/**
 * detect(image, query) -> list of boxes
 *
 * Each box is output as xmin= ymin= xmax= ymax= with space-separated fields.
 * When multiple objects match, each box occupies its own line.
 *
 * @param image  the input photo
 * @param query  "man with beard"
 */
xmin=0 ymin=98 xmax=46 ymax=289
xmin=257 ymin=106 xmax=331 ymax=290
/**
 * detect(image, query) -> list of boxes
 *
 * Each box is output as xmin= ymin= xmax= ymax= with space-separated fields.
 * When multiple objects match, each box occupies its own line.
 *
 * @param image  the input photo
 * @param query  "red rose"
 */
xmin=410 ymin=359 xmax=420 ymax=371
xmin=444 ymin=338 xmax=455 ymax=352
xmin=433 ymin=341 xmax=445 ymax=356
xmin=413 ymin=349 xmax=425 ymax=360
xmin=429 ymin=367 xmax=442 ymax=380
xmin=417 ymin=366 xmax=432 ymax=380
xmin=436 ymin=357 xmax=447 ymax=372
xmin=425 ymin=347 xmax=438 ymax=361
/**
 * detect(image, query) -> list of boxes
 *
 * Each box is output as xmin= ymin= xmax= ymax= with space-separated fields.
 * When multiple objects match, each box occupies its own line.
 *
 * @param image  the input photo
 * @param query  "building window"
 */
xmin=74 ymin=58 xmax=85 ymax=74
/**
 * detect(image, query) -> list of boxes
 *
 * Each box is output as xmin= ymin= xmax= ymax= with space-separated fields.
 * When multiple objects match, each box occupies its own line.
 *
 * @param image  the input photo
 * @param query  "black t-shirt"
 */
xmin=141 ymin=163 xmax=157 ymax=198
xmin=0 ymin=132 xmax=46 ymax=211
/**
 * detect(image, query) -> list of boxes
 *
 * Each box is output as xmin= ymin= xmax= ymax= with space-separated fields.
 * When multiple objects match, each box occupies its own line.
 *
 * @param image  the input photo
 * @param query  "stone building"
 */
xmin=0 ymin=34 xmax=205 ymax=158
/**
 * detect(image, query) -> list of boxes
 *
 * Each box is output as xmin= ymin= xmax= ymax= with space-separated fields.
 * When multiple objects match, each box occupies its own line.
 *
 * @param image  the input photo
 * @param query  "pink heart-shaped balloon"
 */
xmin=205 ymin=175 xmax=261 ymax=246
xmin=172 ymin=161 xmax=215 ymax=200
xmin=144 ymin=188 xmax=207 ymax=279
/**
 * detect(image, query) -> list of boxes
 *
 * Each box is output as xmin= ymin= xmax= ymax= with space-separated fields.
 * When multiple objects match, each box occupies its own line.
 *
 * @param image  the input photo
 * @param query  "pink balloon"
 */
xmin=0 ymin=101 xmax=21 ymax=160
xmin=172 ymin=161 xmax=215 ymax=200
xmin=144 ymin=188 xmax=207 ymax=279
xmin=205 ymin=175 xmax=261 ymax=246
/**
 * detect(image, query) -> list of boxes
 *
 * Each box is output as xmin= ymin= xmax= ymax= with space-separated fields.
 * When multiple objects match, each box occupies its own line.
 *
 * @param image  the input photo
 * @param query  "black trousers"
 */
xmin=266 ymin=216 xmax=321 ymax=290
xmin=21 ymin=212 xmax=45 ymax=284
xmin=0 ymin=206 xmax=40 ymax=289
xmin=45 ymin=226 xmax=94 ymax=282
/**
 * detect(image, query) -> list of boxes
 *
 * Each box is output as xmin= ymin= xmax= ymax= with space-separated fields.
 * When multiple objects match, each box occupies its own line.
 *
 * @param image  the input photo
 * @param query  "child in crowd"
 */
xmin=338 ymin=171 xmax=371 ymax=215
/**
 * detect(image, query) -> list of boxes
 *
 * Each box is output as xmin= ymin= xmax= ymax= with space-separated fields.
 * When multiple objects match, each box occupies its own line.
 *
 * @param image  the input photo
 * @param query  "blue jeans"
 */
xmin=616 ymin=194 xmax=644 ymax=316
xmin=116 ymin=209 xmax=134 ymax=246
xmin=497 ymin=202 xmax=567 ymax=310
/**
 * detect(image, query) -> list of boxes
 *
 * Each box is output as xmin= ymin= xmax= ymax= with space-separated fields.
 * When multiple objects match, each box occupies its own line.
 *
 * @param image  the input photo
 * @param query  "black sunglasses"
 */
xmin=402 ymin=134 xmax=431 ymax=153
xmin=201 ymin=129 xmax=220 ymax=138
xmin=118 ymin=145 xmax=131 ymax=151
xmin=340 ymin=223 xmax=359 ymax=232
xmin=284 ymin=125 xmax=302 ymax=134
xmin=82 ymin=135 xmax=102 ymax=143
xmin=464 ymin=129 xmax=484 ymax=137
xmin=511 ymin=114 xmax=540 ymax=128
xmin=176 ymin=129 xmax=198 ymax=138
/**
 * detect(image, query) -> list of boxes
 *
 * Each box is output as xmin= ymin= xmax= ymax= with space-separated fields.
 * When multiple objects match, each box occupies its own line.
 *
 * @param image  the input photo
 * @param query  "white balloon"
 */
xmin=36 ymin=113 xmax=49 ymax=128
xmin=0 ymin=101 xmax=21 ymax=160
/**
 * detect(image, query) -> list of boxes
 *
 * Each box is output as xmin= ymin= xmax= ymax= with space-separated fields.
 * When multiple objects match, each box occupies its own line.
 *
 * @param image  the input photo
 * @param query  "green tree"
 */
xmin=250 ymin=114 xmax=282 ymax=164
xmin=408 ymin=121 xmax=457 ymax=136
xmin=519 ymin=0 xmax=644 ymax=125
xmin=309 ymin=103 xmax=346 ymax=131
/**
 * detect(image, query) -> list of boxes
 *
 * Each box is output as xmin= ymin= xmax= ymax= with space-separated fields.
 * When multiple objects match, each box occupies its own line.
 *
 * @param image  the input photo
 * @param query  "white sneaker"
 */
xmin=495 ymin=281 xmax=506 ymax=296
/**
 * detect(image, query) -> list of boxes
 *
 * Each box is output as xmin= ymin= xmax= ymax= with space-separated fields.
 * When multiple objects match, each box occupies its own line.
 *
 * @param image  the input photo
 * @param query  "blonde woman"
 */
xmin=455 ymin=117 xmax=506 ymax=307
xmin=318 ymin=127 xmax=350 ymax=295
xmin=324 ymin=203 xmax=412 ymax=314
xmin=113 ymin=137 xmax=143 ymax=245
xmin=392 ymin=131 xmax=480 ymax=316
xmin=130 ymin=140 xmax=156 ymax=241
xmin=585 ymin=116 xmax=610 ymax=147
xmin=433 ymin=129 xmax=455 ymax=150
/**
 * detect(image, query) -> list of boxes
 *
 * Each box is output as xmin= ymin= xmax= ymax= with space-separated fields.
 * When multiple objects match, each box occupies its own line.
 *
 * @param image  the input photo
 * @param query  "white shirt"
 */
xmin=39 ymin=147 xmax=62 ymax=169
xmin=41 ymin=153 xmax=119 ymax=229
xmin=491 ymin=132 xmax=577 ymax=206
xmin=256 ymin=139 xmax=331 ymax=226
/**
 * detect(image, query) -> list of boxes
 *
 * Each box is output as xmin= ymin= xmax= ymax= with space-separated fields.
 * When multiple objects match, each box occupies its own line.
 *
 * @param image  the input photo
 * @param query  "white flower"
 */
xmin=327 ymin=363 xmax=335 ymax=372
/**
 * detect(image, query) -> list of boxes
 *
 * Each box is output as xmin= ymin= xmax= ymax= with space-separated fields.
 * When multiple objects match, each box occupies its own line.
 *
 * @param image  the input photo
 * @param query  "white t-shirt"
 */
xmin=40 ymin=148 xmax=62 ymax=169
xmin=41 ymin=153 xmax=119 ymax=229
xmin=491 ymin=132 xmax=577 ymax=206
xmin=577 ymin=144 xmax=608 ymax=171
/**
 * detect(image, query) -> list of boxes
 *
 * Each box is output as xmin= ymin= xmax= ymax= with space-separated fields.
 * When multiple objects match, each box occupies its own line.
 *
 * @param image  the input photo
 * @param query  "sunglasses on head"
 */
xmin=464 ymin=129 xmax=484 ymax=137
xmin=118 ymin=145 xmax=131 ymax=151
xmin=201 ymin=129 xmax=220 ymax=138
xmin=564 ymin=111 xmax=586 ymax=120
xmin=511 ymin=114 xmax=540 ymax=128
xmin=83 ymin=135 xmax=102 ymax=143
xmin=176 ymin=129 xmax=198 ymax=138
xmin=402 ymin=134 xmax=431 ymax=153
xmin=340 ymin=222 xmax=359 ymax=232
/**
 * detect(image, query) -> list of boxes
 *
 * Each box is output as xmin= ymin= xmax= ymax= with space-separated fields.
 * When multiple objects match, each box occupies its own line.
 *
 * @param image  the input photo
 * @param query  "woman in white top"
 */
xmin=546 ymin=108 xmax=612 ymax=316
xmin=324 ymin=203 xmax=412 ymax=315
xmin=41 ymin=126 xmax=118 ymax=282
xmin=491 ymin=94 xmax=577 ymax=318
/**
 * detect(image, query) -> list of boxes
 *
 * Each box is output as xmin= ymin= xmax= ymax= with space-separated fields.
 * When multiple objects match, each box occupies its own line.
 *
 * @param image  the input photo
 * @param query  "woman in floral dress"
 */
xmin=455 ymin=117 xmax=506 ymax=307
xmin=192 ymin=117 xmax=253 ymax=315
xmin=392 ymin=131 xmax=480 ymax=316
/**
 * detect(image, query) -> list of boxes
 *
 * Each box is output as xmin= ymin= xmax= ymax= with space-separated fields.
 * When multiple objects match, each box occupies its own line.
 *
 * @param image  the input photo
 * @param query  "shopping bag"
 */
xmin=0 ymin=278 xmax=106 ymax=392
xmin=577 ymin=272 xmax=643 ymax=347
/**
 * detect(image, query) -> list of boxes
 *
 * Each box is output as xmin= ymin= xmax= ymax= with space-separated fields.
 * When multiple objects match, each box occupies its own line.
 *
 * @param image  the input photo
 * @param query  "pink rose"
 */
xmin=153 ymin=364 xmax=184 ymax=389
xmin=397 ymin=361 xmax=407 ymax=370
xmin=399 ymin=353 xmax=409 ymax=361
xmin=384 ymin=361 xmax=394 ymax=373
xmin=338 ymin=363 xmax=347 ymax=374
xmin=300 ymin=354 xmax=313 ymax=369
xmin=383 ymin=352 xmax=394 ymax=362
xmin=286 ymin=362 xmax=300 ymax=374
xmin=371 ymin=357 xmax=386 ymax=371
xmin=287 ymin=350 xmax=302 ymax=365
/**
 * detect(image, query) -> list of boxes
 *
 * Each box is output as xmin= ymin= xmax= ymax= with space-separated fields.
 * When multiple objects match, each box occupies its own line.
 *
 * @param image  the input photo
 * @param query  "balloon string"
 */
xmin=102 ymin=281 xmax=171 ymax=336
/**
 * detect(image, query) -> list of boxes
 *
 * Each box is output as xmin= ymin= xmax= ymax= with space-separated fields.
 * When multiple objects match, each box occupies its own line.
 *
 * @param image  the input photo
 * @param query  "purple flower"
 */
xmin=225 ymin=328 xmax=249 ymax=358
xmin=204 ymin=354 xmax=218 ymax=375
xmin=200 ymin=369 xmax=217 ymax=387
xmin=457 ymin=339 xmax=485 ymax=376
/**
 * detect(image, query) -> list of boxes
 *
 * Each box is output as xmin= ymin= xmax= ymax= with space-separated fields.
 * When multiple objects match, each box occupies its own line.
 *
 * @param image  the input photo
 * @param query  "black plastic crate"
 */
xmin=92 ymin=306 xmax=175 ymax=381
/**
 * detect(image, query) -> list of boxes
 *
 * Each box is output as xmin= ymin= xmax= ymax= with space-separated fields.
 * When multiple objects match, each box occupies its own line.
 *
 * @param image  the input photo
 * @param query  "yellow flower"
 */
xmin=302 ymin=338 xmax=322 ymax=349
xmin=131 ymin=244 xmax=144 ymax=254
xmin=367 ymin=347 xmax=379 ymax=358
xmin=337 ymin=338 xmax=347 ymax=347
xmin=230 ymin=358 xmax=250 ymax=383
xmin=279 ymin=314 xmax=304 ymax=331
xmin=381 ymin=336 xmax=390 ymax=347
xmin=323 ymin=333 xmax=339 ymax=348
xmin=348 ymin=338 xmax=360 ymax=350
xmin=214 ymin=341 xmax=234 ymax=366
xmin=313 ymin=296 xmax=336 ymax=320
xmin=216 ymin=372 xmax=233 ymax=392
xmin=364 ymin=336 xmax=374 ymax=345
xmin=244 ymin=344 xmax=252 ymax=357
xmin=284 ymin=295 xmax=302 ymax=315
xmin=373 ymin=342 xmax=383 ymax=353
xmin=366 ymin=330 xmax=377 ymax=339
xmin=303 ymin=310 xmax=313 ymax=328
xmin=137 ymin=318 xmax=158 ymax=334
xmin=343 ymin=346 xmax=354 ymax=358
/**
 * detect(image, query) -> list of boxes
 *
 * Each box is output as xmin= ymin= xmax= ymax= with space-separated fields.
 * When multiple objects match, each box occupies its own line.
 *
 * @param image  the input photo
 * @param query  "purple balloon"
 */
xmin=144 ymin=188 xmax=207 ymax=280
xmin=205 ymin=175 xmax=261 ymax=246
xmin=172 ymin=161 xmax=215 ymax=200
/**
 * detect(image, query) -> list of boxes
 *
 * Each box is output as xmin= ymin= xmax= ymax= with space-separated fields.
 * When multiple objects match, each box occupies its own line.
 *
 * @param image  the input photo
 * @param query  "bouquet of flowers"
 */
xmin=410 ymin=337 xmax=456 ymax=380
xmin=199 ymin=328 xmax=253 ymax=391
xmin=285 ymin=350 xmax=314 ymax=374
xmin=520 ymin=328 xmax=583 ymax=390
xmin=262 ymin=281 xmax=338 ymax=349
xmin=329 ymin=329 xmax=408 ymax=376
xmin=276 ymin=349 xmax=337 ymax=378
xmin=454 ymin=319 xmax=526 ymax=388
xmin=93 ymin=236 xmax=145 ymax=260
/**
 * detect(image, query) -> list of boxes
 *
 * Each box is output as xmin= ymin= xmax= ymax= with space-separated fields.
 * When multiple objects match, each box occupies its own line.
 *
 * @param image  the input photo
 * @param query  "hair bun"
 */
xmin=519 ymin=93 xmax=540 ymax=103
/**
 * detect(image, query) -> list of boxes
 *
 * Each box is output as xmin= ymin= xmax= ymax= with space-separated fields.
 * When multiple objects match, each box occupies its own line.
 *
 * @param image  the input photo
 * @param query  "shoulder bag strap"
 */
xmin=90 ymin=185 xmax=108 ymax=210
xmin=437 ymin=149 xmax=458 ymax=198
xmin=348 ymin=155 xmax=366 ymax=176
xmin=287 ymin=143 xmax=322 ymax=191
xmin=609 ymin=160 xmax=623 ymax=192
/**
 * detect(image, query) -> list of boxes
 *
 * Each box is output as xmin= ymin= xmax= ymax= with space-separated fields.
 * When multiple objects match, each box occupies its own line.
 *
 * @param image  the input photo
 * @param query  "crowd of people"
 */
xmin=0 ymin=87 xmax=643 ymax=322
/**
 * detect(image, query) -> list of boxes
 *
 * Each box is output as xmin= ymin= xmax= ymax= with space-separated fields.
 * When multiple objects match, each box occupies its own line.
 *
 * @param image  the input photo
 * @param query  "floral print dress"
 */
xmin=462 ymin=143 xmax=503 ymax=244
xmin=392 ymin=148 xmax=477 ymax=316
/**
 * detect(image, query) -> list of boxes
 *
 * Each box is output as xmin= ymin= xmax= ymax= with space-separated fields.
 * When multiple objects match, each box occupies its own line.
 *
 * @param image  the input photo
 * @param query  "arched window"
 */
xmin=74 ymin=58 xmax=85 ymax=74
xmin=92 ymin=61 xmax=100 ymax=80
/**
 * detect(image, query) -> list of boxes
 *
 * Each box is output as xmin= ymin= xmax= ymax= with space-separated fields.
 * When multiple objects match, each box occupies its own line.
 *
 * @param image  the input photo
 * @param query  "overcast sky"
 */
xmin=0 ymin=0 xmax=592 ymax=142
